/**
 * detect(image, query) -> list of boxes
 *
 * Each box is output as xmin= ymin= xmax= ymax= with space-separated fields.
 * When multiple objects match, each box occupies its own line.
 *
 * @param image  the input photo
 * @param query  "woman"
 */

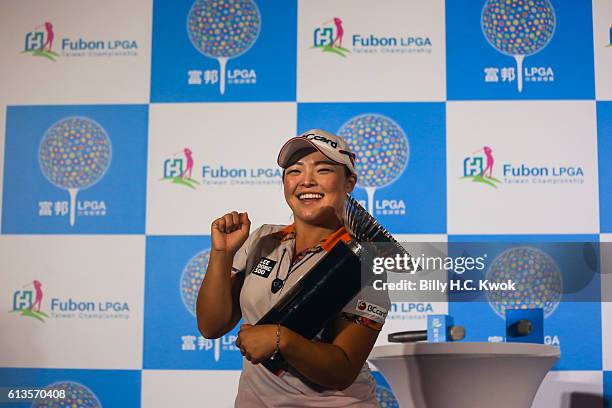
xmin=196 ymin=129 xmax=390 ymax=407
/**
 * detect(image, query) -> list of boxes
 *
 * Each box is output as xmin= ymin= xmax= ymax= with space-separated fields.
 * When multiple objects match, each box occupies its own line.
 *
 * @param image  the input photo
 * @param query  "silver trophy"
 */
xmin=258 ymin=194 xmax=417 ymax=374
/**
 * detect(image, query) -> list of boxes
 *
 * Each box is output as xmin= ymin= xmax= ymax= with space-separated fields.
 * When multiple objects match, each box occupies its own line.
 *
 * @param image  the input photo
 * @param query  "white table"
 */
xmin=368 ymin=342 xmax=560 ymax=408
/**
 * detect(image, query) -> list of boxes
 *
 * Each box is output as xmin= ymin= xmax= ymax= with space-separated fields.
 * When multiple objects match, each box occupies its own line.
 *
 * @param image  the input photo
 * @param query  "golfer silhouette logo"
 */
xmin=481 ymin=0 xmax=556 ymax=92
xmin=23 ymin=21 xmax=60 ymax=61
xmin=29 ymin=280 xmax=43 ymax=312
xmin=180 ymin=148 xmax=194 ymax=180
xmin=38 ymin=117 xmax=112 ymax=227
xmin=10 ymin=280 xmax=49 ymax=322
xmin=187 ymin=0 xmax=261 ymax=95
xmin=39 ymin=22 xmax=54 ymax=52
xmin=161 ymin=147 xmax=199 ymax=189
xmin=462 ymin=146 xmax=502 ymax=188
xmin=313 ymin=17 xmax=350 ymax=57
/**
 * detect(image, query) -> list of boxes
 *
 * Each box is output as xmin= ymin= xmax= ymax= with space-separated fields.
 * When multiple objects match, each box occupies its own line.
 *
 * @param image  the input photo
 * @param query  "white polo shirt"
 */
xmin=232 ymin=224 xmax=390 ymax=407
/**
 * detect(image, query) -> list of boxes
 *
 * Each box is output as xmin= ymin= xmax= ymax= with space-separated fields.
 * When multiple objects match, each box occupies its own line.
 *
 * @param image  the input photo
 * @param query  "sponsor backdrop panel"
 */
xmin=593 ymin=0 xmax=612 ymax=100
xmin=603 ymin=234 xmax=612 ymax=371
xmin=375 ymin=235 xmax=449 ymax=344
xmin=142 ymin=370 xmax=241 ymax=407
xmin=146 ymin=102 xmax=294 ymax=235
xmin=604 ymin=302 xmax=612 ymax=371
xmin=370 ymin=371 xmax=401 ymax=408
xmin=447 ymin=101 xmax=599 ymax=235
xmin=376 ymin=302 xmax=448 ymax=348
xmin=531 ymin=371 xmax=603 ymax=408
xmin=447 ymin=234 xmax=602 ymax=370
xmin=0 ymin=235 xmax=145 ymax=369
xmin=598 ymin=101 xmax=612 ymax=233
xmin=446 ymin=0 xmax=595 ymax=100
xmin=606 ymin=371 xmax=612 ymax=405
xmin=0 ymin=368 xmax=141 ymax=407
xmin=143 ymin=235 xmax=243 ymax=370
xmin=0 ymin=106 xmax=5 ymax=232
xmin=151 ymin=0 xmax=297 ymax=102
xmin=297 ymin=0 xmax=445 ymax=102
xmin=1 ymin=104 xmax=148 ymax=234
xmin=0 ymin=0 xmax=151 ymax=105
xmin=298 ymin=102 xmax=446 ymax=233
xmin=0 ymin=0 xmax=609 ymax=405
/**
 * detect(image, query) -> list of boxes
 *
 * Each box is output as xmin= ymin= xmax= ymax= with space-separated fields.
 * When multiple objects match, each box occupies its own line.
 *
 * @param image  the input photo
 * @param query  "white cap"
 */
xmin=277 ymin=129 xmax=356 ymax=174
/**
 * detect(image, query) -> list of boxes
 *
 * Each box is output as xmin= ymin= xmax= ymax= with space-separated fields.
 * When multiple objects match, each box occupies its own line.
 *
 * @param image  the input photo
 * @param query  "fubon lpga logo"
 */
xmin=312 ymin=16 xmax=432 ymax=57
xmin=187 ymin=0 xmax=262 ymax=94
xmin=22 ymin=21 xmax=140 ymax=61
xmin=462 ymin=145 xmax=585 ymax=187
xmin=160 ymin=146 xmax=281 ymax=188
xmin=10 ymin=279 xmax=131 ymax=321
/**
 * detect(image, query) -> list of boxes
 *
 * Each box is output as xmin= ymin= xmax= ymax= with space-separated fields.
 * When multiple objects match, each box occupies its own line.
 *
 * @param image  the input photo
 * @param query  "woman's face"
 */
xmin=283 ymin=150 xmax=356 ymax=227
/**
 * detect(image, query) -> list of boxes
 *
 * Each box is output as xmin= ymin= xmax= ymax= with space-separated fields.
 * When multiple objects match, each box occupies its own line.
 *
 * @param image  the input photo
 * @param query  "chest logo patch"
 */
xmin=250 ymin=257 xmax=277 ymax=278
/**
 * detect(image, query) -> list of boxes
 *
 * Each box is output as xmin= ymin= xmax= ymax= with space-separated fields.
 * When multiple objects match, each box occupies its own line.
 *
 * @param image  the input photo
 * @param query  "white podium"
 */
xmin=368 ymin=342 xmax=560 ymax=408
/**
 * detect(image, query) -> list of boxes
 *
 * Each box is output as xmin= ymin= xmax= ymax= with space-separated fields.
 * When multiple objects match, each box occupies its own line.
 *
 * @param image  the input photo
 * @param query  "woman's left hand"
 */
xmin=235 ymin=324 xmax=278 ymax=364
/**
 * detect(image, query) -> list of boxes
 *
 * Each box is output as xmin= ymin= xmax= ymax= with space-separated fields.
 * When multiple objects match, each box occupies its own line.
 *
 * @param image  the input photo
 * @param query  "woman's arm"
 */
xmin=196 ymin=251 xmax=244 ymax=338
xmin=196 ymin=211 xmax=250 ymax=339
xmin=281 ymin=318 xmax=379 ymax=390
xmin=236 ymin=317 xmax=380 ymax=390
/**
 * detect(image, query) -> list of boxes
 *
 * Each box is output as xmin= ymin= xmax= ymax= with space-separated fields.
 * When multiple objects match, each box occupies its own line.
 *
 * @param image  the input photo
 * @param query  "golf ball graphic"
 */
xmin=338 ymin=114 xmax=409 ymax=214
xmin=481 ymin=0 xmax=556 ymax=92
xmin=485 ymin=246 xmax=562 ymax=318
xmin=187 ymin=0 xmax=261 ymax=94
xmin=180 ymin=249 xmax=211 ymax=317
xmin=38 ymin=116 xmax=112 ymax=226
xmin=32 ymin=381 xmax=101 ymax=408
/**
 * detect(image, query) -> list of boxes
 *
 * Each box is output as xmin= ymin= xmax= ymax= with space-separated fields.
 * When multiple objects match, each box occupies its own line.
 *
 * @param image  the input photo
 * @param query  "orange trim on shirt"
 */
xmin=273 ymin=224 xmax=296 ymax=240
xmin=272 ymin=223 xmax=352 ymax=253
xmin=320 ymin=227 xmax=352 ymax=252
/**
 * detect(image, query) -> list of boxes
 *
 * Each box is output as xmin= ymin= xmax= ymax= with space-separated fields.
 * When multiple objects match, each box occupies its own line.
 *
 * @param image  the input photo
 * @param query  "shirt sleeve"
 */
xmin=339 ymin=283 xmax=391 ymax=331
xmin=231 ymin=224 xmax=281 ymax=276
xmin=230 ymin=226 xmax=261 ymax=276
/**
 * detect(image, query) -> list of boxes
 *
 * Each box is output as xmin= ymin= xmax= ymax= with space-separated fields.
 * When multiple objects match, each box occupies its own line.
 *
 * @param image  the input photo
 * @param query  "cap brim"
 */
xmin=277 ymin=137 xmax=333 ymax=167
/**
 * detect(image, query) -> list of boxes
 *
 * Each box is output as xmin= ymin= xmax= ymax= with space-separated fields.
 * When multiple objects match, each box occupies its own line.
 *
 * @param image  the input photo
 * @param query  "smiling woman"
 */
xmin=196 ymin=129 xmax=390 ymax=407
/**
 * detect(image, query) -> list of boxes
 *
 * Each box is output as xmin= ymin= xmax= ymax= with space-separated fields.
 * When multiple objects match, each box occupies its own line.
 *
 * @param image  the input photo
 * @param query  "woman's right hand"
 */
xmin=211 ymin=211 xmax=251 ymax=255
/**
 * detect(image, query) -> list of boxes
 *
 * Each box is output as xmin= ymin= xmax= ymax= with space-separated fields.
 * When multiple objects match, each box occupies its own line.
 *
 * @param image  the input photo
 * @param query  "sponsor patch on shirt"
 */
xmin=250 ymin=257 xmax=277 ymax=278
xmin=356 ymin=299 xmax=388 ymax=320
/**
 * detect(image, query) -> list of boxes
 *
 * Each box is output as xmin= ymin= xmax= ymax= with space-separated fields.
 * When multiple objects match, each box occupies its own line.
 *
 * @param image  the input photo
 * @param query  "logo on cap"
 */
xmin=302 ymin=133 xmax=338 ymax=149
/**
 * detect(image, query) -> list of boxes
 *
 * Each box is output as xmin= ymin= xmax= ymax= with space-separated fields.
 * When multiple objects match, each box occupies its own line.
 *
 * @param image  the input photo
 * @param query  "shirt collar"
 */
xmin=272 ymin=223 xmax=348 ymax=254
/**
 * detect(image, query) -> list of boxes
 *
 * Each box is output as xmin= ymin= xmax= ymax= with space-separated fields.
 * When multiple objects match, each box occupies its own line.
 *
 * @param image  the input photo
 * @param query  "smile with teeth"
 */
xmin=298 ymin=193 xmax=324 ymax=200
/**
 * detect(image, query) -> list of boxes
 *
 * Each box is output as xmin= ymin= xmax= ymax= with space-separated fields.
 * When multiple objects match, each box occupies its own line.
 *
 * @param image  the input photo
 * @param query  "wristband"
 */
xmin=270 ymin=324 xmax=281 ymax=360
